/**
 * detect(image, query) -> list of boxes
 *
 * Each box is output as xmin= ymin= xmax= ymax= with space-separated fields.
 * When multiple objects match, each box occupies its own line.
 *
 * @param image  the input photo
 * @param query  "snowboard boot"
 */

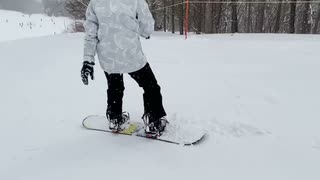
xmin=108 ymin=112 xmax=130 ymax=131
xmin=142 ymin=113 xmax=168 ymax=137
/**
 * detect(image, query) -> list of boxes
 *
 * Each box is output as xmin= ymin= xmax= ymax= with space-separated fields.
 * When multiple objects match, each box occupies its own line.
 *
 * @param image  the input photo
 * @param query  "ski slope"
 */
xmin=0 ymin=10 xmax=72 ymax=42
xmin=0 ymin=32 xmax=320 ymax=180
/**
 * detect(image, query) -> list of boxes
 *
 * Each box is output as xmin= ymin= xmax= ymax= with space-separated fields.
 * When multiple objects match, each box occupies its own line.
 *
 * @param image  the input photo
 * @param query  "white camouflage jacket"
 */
xmin=83 ymin=0 xmax=154 ymax=73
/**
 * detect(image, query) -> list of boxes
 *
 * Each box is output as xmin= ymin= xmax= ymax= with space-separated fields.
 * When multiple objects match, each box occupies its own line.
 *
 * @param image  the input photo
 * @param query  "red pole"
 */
xmin=185 ymin=0 xmax=189 ymax=39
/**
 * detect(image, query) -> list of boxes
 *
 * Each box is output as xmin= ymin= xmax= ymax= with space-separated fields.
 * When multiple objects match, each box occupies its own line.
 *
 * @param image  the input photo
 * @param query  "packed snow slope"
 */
xmin=1 ymin=32 xmax=320 ymax=180
xmin=0 ymin=10 xmax=72 ymax=42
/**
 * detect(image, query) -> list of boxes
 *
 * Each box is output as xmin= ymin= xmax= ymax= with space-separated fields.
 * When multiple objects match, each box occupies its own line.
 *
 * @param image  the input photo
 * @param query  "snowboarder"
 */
xmin=81 ymin=0 xmax=168 ymax=136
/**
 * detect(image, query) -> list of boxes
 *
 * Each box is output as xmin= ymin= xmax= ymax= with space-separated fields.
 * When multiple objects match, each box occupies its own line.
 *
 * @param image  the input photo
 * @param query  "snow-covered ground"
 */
xmin=0 ymin=10 xmax=72 ymax=42
xmin=1 ymin=29 xmax=320 ymax=179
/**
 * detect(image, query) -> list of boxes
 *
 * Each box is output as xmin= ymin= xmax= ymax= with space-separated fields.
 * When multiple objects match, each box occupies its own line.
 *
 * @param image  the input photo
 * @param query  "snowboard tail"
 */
xmin=82 ymin=115 xmax=206 ymax=146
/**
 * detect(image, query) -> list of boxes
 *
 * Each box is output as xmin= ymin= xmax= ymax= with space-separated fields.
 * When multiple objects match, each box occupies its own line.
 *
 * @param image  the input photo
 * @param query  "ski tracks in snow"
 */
xmin=169 ymin=113 xmax=270 ymax=141
xmin=205 ymin=79 xmax=274 ymax=138
xmin=204 ymin=118 xmax=270 ymax=138
xmin=166 ymin=79 xmax=273 ymax=141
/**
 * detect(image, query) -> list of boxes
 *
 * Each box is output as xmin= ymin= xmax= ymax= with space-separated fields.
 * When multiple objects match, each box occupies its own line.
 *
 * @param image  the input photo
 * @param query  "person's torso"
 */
xmin=90 ymin=0 xmax=147 ymax=73
xmin=92 ymin=0 xmax=139 ymax=41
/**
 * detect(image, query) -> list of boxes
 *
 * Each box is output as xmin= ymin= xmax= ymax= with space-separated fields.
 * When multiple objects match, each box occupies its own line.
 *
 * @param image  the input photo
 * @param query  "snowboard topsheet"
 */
xmin=82 ymin=115 xmax=206 ymax=146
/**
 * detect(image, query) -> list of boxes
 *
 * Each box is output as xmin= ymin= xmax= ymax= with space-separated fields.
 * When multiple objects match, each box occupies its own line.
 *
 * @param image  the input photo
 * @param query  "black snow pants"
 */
xmin=104 ymin=63 xmax=166 ymax=120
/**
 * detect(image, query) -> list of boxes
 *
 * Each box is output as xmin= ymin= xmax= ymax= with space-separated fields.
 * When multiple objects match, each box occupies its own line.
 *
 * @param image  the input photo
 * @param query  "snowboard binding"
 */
xmin=142 ymin=113 xmax=169 ymax=138
xmin=107 ymin=112 xmax=130 ymax=132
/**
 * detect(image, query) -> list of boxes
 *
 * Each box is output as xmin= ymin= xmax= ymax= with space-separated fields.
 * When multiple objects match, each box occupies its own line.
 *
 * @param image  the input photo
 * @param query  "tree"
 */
xmin=231 ymin=0 xmax=238 ymax=33
xmin=171 ymin=0 xmax=176 ymax=33
xmin=274 ymin=0 xmax=283 ymax=33
xmin=204 ymin=1 xmax=214 ymax=34
xmin=289 ymin=0 xmax=297 ymax=33
xmin=179 ymin=0 xmax=184 ymax=35
xmin=302 ymin=0 xmax=311 ymax=33
xmin=214 ymin=1 xmax=223 ymax=33
xmin=43 ymin=0 xmax=67 ymax=16
xmin=246 ymin=1 xmax=252 ymax=33
xmin=256 ymin=1 xmax=265 ymax=33
xmin=163 ymin=0 xmax=168 ymax=32
xmin=65 ymin=0 xmax=89 ymax=20
xmin=60 ymin=0 xmax=320 ymax=34
xmin=314 ymin=3 xmax=320 ymax=33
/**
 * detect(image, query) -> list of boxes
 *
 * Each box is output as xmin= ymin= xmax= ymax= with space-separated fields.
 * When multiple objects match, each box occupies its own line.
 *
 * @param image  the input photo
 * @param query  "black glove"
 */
xmin=81 ymin=61 xmax=95 ymax=85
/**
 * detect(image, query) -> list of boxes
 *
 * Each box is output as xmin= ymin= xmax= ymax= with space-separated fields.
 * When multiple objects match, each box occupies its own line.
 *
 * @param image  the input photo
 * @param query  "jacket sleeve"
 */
xmin=83 ymin=1 xmax=99 ymax=63
xmin=137 ymin=0 xmax=155 ymax=38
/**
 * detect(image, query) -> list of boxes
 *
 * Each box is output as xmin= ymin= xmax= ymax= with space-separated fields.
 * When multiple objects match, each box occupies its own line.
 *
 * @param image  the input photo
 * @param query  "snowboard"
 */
xmin=82 ymin=115 xmax=206 ymax=146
